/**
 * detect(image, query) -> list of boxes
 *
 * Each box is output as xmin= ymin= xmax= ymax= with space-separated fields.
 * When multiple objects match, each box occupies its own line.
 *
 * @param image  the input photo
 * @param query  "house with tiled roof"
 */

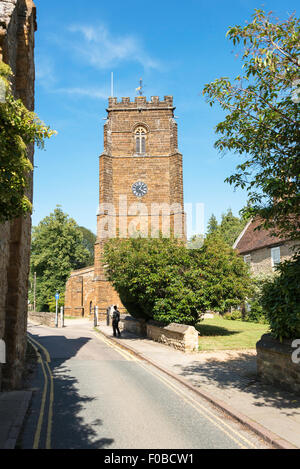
xmin=233 ymin=219 xmax=297 ymax=276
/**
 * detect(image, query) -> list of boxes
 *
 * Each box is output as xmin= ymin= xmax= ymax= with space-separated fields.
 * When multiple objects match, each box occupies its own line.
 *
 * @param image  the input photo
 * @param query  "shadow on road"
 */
xmin=26 ymin=330 xmax=114 ymax=449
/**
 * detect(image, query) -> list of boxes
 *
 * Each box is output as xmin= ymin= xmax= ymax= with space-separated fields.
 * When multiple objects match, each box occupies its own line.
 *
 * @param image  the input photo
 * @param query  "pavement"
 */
xmin=96 ymin=320 xmax=300 ymax=450
xmin=0 ymin=390 xmax=32 ymax=449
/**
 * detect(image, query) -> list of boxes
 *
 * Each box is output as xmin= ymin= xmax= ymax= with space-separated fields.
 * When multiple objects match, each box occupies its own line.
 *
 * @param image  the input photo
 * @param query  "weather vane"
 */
xmin=136 ymin=78 xmax=144 ymax=96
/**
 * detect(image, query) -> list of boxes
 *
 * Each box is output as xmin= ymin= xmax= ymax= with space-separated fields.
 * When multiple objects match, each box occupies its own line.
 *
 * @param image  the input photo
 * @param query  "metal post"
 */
xmin=94 ymin=306 xmax=97 ymax=328
xmin=33 ymin=272 xmax=36 ymax=312
xmin=60 ymin=306 xmax=64 ymax=328
xmin=55 ymin=294 xmax=58 ymax=328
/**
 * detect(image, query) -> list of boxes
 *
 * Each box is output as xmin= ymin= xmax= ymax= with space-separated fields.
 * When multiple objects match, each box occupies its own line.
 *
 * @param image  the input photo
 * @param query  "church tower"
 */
xmin=65 ymin=94 xmax=185 ymax=318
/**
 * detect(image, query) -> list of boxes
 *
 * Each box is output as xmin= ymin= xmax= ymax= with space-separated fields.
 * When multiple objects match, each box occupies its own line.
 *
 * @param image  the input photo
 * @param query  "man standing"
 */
xmin=112 ymin=305 xmax=121 ymax=338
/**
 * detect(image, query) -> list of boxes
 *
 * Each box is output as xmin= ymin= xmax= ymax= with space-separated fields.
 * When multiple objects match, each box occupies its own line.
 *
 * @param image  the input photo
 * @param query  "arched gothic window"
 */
xmin=135 ymin=126 xmax=147 ymax=154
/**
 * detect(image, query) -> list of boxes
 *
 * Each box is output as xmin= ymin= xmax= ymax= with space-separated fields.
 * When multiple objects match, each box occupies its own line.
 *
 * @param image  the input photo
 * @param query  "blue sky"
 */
xmin=32 ymin=0 xmax=298 ymax=237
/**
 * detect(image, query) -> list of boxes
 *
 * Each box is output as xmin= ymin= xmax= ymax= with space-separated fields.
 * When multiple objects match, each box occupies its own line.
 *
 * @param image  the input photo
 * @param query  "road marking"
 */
xmin=137 ymin=361 xmax=258 ymax=449
xmin=45 ymin=360 xmax=54 ymax=450
xmin=93 ymin=331 xmax=139 ymax=362
xmin=27 ymin=336 xmax=54 ymax=450
xmin=28 ymin=334 xmax=51 ymax=363
xmin=93 ymin=331 xmax=258 ymax=449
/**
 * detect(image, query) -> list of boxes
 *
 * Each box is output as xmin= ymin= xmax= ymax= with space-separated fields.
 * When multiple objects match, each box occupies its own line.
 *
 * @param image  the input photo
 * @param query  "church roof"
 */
xmin=233 ymin=219 xmax=287 ymax=254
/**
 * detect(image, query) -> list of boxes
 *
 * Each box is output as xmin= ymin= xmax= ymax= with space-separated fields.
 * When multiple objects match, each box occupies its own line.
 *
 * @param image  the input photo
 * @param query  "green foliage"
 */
xmin=207 ymin=214 xmax=219 ymax=235
xmin=29 ymin=207 xmax=91 ymax=311
xmin=243 ymin=273 xmax=271 ymax=324
xmin=77 ymin=226 xmax=96 ymax=265
xmin=103 ymin=235 xmax=252 ymax=326
xmin=0 ymin=62 xmax=56 ymax=222
xmin=223 ymin=310 xmax=243 ymax=321
xmin=261 ymin=254 xmax=300 ymax=341
xmin=206 ymin=209 xmax=248 ymax=246
xmin=244 ymin=300 xmax=268 ymax=324
xmin=203 ymin=10 xmax=300 ymax=241
xmin=196 ymin=234 xmax=253 ymax=313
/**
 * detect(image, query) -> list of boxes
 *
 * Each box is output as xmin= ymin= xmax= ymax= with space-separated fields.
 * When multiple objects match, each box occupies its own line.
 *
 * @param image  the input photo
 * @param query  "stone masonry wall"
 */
xmin=65 ymin=95 xmax=186 ymax=320
xmin=0 ymin=0 xmax=36 ymax=390
xmin=146 ymin=322 xmax=199 ymax=352
xmin=257 ymin=334 xmax=300 ymax=394
xmin=247 ymin=240 xmax=296 ymax=276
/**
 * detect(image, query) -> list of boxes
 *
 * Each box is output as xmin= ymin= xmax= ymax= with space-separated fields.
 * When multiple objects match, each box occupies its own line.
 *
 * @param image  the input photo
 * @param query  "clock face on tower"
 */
xmin=132 ymin=181 xmax=148 ymax=198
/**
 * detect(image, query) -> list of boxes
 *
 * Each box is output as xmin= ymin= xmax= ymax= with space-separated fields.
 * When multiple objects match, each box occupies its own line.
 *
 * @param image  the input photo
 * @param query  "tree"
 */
xmin=203 ymin=10 xmax=300 ymax=241
xmin=206 ymin=209 xmax=248 ymax=246
xmin=261 ymin=255 xmax=300 ymax=340
xmin=207 ymin=214 xmax=219 ymax=235
xmin=218 ymin=209 xmax=248 ymax=246
xmin=103 ymin=235 xmax=252 ymax=325
xmin=194 ymin=234 xmax=253 ymax=313
xmin=78 ymin=226 xmax=96 ymax=265
xmin=29 ymin=207 xmax=91 ymax=311
xmin=0 ymin=62 xmax=55 ymax=222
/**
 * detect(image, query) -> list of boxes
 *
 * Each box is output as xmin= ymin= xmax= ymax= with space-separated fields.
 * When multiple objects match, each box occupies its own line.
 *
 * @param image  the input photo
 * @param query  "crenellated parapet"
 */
xmin=107 ymin=95 xmax=175 ymax=111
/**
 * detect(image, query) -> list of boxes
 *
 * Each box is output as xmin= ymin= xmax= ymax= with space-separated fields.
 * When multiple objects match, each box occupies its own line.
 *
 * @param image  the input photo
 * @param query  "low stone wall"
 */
xmin=257 ymin=334 xmax=300 ymax=393
xmin=119 ymin=316 xmax=147 ymax=336
xmin=146 ymin=321 xmax=199 ymax=352
xmin=28 ymin=312 xmax=57 ymax=328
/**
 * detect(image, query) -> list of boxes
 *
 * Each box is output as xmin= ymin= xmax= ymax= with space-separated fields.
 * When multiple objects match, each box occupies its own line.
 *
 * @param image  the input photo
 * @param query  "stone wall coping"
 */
xmin=69 ymin=266 xmax=95 ymax=277
xmin=256 ymin=333 xmax=295 ymax=356
xmin=164 ymin=323 xmax=193 ymax=333
xmin=121 ymin=315 xmax=146 ymax=323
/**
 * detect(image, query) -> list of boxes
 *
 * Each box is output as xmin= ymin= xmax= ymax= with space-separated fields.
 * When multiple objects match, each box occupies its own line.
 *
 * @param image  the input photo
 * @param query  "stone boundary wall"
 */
xmin=28 ymin=312 xmax=57 ymax=328
xmin=257 ymin=334 xmax=300 ymax=394
xmin=119 ymin=316 xmax=147 ymax=336
xmin=146 ymin=322 xmax=199 ymax=352
xmin=119 ymin=317 xmax=199 ymax=352
xmin=0 ymin=0 xmax=36 ymax=391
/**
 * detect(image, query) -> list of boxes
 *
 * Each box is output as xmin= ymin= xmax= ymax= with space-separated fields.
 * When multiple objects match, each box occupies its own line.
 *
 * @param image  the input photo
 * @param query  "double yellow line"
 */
xmin=94 ymin=329 xmax=258 ymax=450
xmin=27 ymin=335 xmax=54 ymax=450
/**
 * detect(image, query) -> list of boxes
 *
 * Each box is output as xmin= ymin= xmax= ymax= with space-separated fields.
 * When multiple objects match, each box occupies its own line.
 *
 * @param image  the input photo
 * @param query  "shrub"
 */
xmin=261 ymin=254 xmax=300 ymax=341
xmin=223 ymin=310 xmax=243 ymax=321
xmin=103 ymin=235 xmax=252 ymax=326
xmin=244 ymin=300 xmax=268 ymax=324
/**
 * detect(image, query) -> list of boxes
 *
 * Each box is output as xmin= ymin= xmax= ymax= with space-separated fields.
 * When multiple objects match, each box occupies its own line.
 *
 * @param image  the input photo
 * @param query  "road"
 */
xmin=21 ymin=319 xmax=269 ymax=450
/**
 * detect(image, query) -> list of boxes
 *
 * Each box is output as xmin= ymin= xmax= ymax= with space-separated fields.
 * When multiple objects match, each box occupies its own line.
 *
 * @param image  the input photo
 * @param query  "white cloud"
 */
xmin=68 ymin=24 xmax=160 ymax=70
xmin=55 ymin=86 xmax=108 ymax=100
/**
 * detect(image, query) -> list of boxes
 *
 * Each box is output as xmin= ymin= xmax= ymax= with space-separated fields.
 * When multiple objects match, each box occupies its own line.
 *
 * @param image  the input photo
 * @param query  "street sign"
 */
xmin=55 ymin=293 xmax=59 ymax=300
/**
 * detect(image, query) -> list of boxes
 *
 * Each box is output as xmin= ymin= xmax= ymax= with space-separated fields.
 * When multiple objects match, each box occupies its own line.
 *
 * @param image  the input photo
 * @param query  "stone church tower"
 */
xmin=65 ymin=95 xmax=185 ymax=318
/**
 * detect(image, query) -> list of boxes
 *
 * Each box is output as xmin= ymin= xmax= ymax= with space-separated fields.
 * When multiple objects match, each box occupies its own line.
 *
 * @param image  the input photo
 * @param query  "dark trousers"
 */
xmin=113 ymin=321 xmax=121 ymax=337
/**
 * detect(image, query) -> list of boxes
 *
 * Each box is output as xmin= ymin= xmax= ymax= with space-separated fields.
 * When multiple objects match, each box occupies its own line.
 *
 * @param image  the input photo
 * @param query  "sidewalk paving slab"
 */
xmin=0 ymin=390 xmax=32 ymax=449
xmin=96 ymin=322 xmax=300 ymax=450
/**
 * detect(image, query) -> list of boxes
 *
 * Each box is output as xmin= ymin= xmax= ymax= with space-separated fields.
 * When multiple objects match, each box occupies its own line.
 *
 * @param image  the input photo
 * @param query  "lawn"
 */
xmin=196 ymin=317 xmax=270 ymax=351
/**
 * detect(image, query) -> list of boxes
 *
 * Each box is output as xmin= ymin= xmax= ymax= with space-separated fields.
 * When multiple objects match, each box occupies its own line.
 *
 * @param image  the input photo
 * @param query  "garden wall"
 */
xmin=28 ymin=312 xmax=57 ymax=328
xmin=119 ymin=316 xmax=199 ymax=352
xmin=257 ymin=334 xmax=300 ymax=394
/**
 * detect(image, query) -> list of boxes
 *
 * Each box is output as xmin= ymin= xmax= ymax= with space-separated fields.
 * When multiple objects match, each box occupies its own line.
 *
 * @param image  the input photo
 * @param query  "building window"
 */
xmin=135 ymin=126 xmax=147 ymax=155
xmin=244 ymin=254 xmax=251 ymax=265
xmin=271 ymin=247 xmax=281 ymax=268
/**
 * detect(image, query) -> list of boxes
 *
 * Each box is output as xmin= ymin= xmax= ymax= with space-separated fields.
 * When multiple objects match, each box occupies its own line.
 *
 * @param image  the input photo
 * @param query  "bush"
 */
xmin=244 ymin=300 xmax=268 ymax=324
xmin=223 ymin=310 xmax=243 ymax=321
xmin=103 ymin=235 xmax=252 ymax=326
xmin=261 ymin=254 xmax=300 ymax=341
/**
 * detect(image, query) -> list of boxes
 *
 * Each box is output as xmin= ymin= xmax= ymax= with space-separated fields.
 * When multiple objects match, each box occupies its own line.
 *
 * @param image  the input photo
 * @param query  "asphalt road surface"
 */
xmin=20 ymin=319 xmax=269 ymax=450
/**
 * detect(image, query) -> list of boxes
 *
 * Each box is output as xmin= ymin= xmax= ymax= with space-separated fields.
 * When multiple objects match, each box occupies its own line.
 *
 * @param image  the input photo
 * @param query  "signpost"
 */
xmin=55 ymin=292 xmax=59 ymax=328
xmin=60 ymin=306 xmax=64 ymax=328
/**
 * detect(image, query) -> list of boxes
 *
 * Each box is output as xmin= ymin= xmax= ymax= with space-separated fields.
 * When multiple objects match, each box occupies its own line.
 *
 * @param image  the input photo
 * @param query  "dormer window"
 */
xmin=135 ymin=126 xmax=147 ymax=154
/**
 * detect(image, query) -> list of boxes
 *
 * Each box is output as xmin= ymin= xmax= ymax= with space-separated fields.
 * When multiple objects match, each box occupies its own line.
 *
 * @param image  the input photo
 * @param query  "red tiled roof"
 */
xmin=234 ymin=219 xmax=287 ymax=254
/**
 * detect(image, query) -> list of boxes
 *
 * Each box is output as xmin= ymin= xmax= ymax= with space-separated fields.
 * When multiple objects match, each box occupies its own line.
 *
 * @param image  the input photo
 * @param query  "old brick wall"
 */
xmin=0 ymin=0 xmax=36 ymax=390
